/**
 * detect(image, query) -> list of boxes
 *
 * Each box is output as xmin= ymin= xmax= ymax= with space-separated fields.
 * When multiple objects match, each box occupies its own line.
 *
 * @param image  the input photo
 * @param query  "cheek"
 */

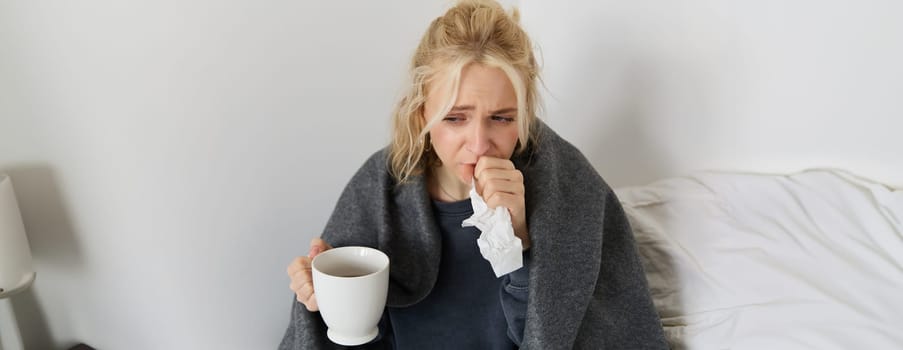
xmin=497 ymin=127 xmax=520 ymax=156
xmin=429 ymin=127 xmax=459 ymax=157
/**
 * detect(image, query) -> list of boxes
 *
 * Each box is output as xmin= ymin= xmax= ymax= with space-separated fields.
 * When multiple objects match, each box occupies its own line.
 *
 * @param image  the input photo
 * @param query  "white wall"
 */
xmin=520 ymin=0 xmax=903 ymax=187
xmin=1 ymin=0 xmax=901 ymax=349
xmin=0 ymin=1 xmax=451 ymax=349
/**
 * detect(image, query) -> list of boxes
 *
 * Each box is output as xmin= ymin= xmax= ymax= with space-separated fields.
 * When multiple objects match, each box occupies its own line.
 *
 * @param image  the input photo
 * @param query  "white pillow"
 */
xmin=616 ymin=169 xmax=903 ymax=350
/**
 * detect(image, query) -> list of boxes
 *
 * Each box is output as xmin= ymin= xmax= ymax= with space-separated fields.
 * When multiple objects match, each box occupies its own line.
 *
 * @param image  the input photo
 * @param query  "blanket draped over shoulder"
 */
xmin=279 ymin=121 xmax=667 ymax=349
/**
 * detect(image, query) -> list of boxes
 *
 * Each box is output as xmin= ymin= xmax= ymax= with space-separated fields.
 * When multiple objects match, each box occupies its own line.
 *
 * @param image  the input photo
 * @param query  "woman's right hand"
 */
xmin=287 ymin=238 xmax=333 ymax=312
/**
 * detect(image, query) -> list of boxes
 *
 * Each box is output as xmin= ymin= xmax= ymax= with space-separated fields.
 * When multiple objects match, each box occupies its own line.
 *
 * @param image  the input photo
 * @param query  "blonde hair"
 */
xmin=388 ymin=0 xmax=541 ymax=183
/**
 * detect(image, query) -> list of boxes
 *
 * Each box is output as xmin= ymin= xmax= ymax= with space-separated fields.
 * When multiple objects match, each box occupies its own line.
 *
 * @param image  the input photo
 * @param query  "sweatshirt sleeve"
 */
xmin=500 ymin=250 xmax=531 ymax=346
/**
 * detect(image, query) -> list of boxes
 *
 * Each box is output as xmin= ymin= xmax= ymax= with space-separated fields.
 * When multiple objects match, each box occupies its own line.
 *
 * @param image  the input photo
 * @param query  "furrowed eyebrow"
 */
xmin=449 ymin=105 xmax=475 ymax=112
xmin=449 ymin=105 xmax=518 ymax=115
xmin=491 ymin=108 xmax=518 ymax=115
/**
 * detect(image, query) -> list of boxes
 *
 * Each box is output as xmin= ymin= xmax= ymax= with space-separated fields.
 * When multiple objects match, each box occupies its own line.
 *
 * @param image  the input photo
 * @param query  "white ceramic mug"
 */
xmin=312 ymin=246 xmax=390 ymax=346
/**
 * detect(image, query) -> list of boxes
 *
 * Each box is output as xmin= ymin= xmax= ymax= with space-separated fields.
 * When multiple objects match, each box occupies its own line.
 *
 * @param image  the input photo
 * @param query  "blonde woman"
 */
xmin=281 ymin=1 xmax=667 ymax=349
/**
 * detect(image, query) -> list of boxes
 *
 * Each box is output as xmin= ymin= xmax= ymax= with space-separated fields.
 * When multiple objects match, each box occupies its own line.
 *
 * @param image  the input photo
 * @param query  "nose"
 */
xmin=466 ymin=120 xmax=490 ymax=156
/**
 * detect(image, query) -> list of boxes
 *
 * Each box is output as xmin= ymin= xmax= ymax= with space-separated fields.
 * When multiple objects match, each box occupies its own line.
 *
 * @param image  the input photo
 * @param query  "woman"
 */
xmin=280 ymin=1 xmax=667 ymax=349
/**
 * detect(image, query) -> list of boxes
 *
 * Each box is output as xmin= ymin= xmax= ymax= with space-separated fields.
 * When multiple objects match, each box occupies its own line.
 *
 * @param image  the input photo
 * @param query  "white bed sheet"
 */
xmin=616 ymin=169 xmax=903 ymax=349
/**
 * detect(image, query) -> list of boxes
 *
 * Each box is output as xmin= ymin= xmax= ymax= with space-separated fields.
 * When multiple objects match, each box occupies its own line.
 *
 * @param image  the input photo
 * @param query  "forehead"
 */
xmin=426 ymin=63 xmax=516 ymax=109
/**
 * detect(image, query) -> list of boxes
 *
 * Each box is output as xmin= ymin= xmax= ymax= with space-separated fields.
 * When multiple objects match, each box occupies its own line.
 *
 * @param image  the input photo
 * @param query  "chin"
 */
xmin=456 ymin=164 xmax=476 ymax=184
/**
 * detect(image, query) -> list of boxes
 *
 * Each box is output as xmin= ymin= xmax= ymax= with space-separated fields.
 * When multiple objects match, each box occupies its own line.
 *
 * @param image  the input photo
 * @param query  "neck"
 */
xmin=429 ymin=167 xmax=469 ymax=202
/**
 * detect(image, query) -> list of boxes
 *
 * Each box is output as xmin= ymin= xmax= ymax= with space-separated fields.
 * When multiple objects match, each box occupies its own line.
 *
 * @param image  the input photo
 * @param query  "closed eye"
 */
xmin=443 ymin=114 xmax=465 ymax=123
xmin=491 ymin=115 xmax=515 ymax=123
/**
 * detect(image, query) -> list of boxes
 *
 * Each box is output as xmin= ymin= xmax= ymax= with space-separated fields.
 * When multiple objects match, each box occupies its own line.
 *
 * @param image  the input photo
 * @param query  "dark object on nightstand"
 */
xmin=68 ymin=344 xmax=96 ymax=350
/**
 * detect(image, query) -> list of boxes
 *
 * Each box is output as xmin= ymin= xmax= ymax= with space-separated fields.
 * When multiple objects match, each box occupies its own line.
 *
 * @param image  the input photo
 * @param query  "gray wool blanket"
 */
xmin=279 ymin=121 xmax=668 ymax=349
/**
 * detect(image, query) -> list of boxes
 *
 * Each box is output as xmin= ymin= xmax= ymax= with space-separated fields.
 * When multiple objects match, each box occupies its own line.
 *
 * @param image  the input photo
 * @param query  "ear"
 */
xmin=419 ymin=105 xmax=427 ymax=125
xmin=417 ymin=105 xmax=429 ymax=132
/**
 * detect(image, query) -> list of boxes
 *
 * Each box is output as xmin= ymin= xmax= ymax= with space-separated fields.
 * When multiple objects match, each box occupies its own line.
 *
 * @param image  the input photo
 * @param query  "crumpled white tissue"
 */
xmin=462 ymin=180 xmax=523 ymax=277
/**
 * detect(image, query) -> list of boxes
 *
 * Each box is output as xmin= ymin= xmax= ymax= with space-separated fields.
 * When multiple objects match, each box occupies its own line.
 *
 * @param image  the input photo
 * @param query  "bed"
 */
xmin=615 ymin=169 xmax=903 ymax=349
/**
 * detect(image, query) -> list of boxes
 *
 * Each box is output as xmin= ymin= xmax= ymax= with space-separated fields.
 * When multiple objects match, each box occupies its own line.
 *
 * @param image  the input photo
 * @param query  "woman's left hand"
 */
xmin=475 ymin=156 xmax=530 ymax=250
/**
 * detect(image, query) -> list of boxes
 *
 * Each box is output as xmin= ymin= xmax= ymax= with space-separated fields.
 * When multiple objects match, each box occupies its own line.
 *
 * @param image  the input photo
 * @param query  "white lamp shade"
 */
xmin=0 ymin=174 xmax=34 ymax=293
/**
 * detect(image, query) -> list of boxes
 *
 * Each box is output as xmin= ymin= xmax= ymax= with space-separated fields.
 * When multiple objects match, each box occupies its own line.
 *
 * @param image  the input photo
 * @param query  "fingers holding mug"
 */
xmin=287 ymin=255 xmax=318 ymax=310
xmin=287 ymin=237 xmax=333 ymax=312
xmin=309 ymin=237 xmax=333 ymax=258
